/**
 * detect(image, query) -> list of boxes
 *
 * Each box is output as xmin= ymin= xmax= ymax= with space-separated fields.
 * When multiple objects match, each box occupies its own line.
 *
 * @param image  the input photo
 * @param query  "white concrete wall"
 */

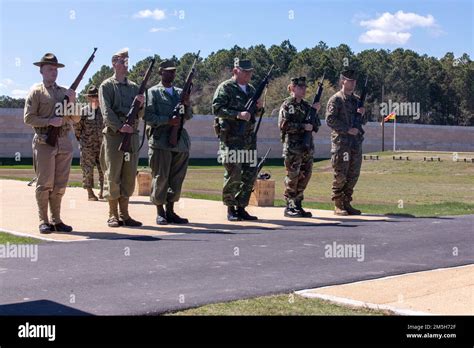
xmin=1 ymin=108 xmax=473 ymax=160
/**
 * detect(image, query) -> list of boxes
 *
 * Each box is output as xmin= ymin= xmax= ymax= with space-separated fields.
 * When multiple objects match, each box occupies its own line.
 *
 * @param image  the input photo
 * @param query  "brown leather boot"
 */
xmin=87 ymin=188 xmax=98 ymax=201
xmin=344 ymin=199 xmax=362 ymax=215
xmin=119 ymin=197 xmax=142 ymax=227
xmin=334 ymin=199 xmax=348 ymax=216
xmin=107 ymin=199 xmax=121 ymax=227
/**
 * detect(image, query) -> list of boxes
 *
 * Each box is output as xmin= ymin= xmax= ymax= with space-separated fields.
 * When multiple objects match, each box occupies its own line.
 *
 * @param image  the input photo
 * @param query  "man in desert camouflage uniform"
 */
xmin=24 ymin=53 xmax=80 ymax=234
xmin=74 ymin=85 xmax=104 ymax=201
xmin=278 ymin=76 xmax=321 ymax=218
xmin=99 ymin=49 xmax=145 ymax=227
xmin=212 ymin=59 xmax=265 ymax=221
xmin=325 ymin=69 xmax=366 ymax=216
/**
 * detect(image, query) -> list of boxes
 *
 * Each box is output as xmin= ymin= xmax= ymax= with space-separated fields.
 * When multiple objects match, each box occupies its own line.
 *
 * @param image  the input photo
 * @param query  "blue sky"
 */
xmin=0 ymin=0 xmax=472 ymax=98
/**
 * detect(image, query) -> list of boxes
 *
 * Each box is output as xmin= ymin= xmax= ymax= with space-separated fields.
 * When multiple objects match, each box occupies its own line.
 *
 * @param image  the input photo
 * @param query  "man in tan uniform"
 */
xmin=99 ymin=49 xmax=145 ymax=227
xmin=24 ymin=53 xmax=80 ymax=234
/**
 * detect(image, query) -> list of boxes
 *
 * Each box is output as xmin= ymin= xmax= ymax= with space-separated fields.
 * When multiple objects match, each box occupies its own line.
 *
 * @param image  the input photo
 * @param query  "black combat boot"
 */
xmin=237 ymin=206 xmax=258 ymax=221
xmin=39 ymin=223 xmax=52 ymax=234
xmin=165 ymin=202 xmax=189 ymax=224
xmin=295 ymin=201 xmax=312 ymax=217
xmin=156 ymin=204 xmax=168 ymax=225
xmin=52 ymin=222 xmax=73 ymax=232
xmin=284 ymin=202 xmax=303 ymax=218
xmin=227 ymin=206 xmax=242 ymax=221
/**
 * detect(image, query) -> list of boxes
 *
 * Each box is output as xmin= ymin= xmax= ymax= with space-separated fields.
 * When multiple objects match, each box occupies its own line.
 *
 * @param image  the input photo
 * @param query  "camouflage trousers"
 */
xmin=220 ymin=140 xmax=258 ymax=207
xmin=331 ymin=140 xmax=362 ymax=201
xmin=79 ymin=145 xmax=104 ymax=189
xmin=223 ymin=161 xmax=258 ymax=207
xmin=284 ymin=150 xmax=313 ymax=207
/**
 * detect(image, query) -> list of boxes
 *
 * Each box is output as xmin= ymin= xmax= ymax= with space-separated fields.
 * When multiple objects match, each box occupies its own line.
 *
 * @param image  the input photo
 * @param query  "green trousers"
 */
xmin=149 ymin=148 xmax=189 ymax=205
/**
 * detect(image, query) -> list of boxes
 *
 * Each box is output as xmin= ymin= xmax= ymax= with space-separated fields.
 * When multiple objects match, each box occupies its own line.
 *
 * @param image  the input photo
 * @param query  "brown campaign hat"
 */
xmin=33 ymin=53 xmax=65 ymax=68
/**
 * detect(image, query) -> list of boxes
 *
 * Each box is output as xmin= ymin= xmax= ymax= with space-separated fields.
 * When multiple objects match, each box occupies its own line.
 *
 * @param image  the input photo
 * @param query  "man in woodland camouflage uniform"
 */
xmin=212 ymin=59 xmax=264 ymax=221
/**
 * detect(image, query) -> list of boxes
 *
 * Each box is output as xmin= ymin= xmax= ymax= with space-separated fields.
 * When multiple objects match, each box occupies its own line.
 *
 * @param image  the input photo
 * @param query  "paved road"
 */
xmin=0 ymin=215 xmax=473 ymax=315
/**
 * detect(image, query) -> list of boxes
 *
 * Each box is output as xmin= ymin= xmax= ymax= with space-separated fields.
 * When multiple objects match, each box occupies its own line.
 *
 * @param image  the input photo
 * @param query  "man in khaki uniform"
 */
xmin=99 ymin=49 xmax=145 ymax=227
xmin=24 ymin=53 xmax=80 ymax=234
xmin=145 ymin=60 xmax=192 ymax=225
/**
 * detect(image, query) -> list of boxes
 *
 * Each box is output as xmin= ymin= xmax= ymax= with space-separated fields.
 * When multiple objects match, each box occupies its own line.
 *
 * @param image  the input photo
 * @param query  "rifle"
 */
xmin=352 ymin=76 xmax=368 ymax=136
xmin=237 ymin=65 xmax=274 ymax=136
xmin=169 ymin=50 xmax=200 ymax=147
xmin=118 ymin=58 xmax=156 ymax=153
xmin=27 ymin=177 xmax=38 ymax=186
xmin=46 ymin=48 xmax=97 ymax=147
xmin=303 ymin=72 xmax=325 ymax=150
xmin=255 ymin=147 xmax=271 ymax=177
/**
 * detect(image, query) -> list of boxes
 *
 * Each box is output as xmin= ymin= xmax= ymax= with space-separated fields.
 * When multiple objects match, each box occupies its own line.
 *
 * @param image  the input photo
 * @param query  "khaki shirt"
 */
xmin=24 ymin=82 xmax=80 ymax=135
xmin=144 ymin=82 xmax=193 ymax=152
xmin=99 ymin=75 xmax=144 ymax=134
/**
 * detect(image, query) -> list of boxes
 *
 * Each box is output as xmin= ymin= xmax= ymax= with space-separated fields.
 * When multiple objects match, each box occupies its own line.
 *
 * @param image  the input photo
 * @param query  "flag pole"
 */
xmin=381 ymin=85 xmax=385 ymax=152
xmin=393 ymin=116 xmax=397 ymax=152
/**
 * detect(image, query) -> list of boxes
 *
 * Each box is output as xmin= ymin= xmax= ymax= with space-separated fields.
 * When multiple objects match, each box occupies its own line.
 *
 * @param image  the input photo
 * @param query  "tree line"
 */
xmin=2 ymin=40 xmax=472 ymax=126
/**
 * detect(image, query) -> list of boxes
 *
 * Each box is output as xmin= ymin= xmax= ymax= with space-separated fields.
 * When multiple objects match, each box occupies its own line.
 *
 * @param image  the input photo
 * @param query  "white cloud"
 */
xmin=149 ymin=26 xmax=177 ymax=33
xmin=359 ymin=30 xmax=411 ymax=44
xmin=11 ymin=89 xmax=29 ymax=98
xmin=134 ymin=9 xmax=166 ymax=21
xmin=0 ymin=78 xmax=14 ymax=90
xmin=358 ymin=10 xmax=438 ymax=45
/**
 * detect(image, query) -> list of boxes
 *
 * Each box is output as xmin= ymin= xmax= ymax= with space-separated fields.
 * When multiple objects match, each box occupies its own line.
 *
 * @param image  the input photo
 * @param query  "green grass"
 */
xmin=0 ymin=231 xmax=42 ymax=244
xmin=167 ymin=293 xmax=389 ymax=316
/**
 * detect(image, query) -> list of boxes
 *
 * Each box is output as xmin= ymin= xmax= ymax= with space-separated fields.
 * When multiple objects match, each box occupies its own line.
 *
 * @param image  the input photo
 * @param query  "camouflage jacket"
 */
xmin=144 ymin=82 xmax=193 ymax=152
xmin=212 ymin=78 xmax=264 ymax=149
xmin=74 ymin=105 xmax=104 ymax=149
xmin=325 ymin=90 xmax=365 ymax=145
xmin=278 ymin=96 xmax=318 ymax=155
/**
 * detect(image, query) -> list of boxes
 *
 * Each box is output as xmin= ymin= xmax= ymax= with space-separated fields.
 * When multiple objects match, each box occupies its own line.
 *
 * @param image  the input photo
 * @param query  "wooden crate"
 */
xmin=249 ymin=179 xmax=275 ymax=207
xmin=134 ymin=171 xmax=152 ymax=196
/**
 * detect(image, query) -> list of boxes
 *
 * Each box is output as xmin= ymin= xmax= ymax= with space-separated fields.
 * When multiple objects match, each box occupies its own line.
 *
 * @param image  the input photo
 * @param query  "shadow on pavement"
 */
xmin=0 ymin=300 xmax=93 ymax=316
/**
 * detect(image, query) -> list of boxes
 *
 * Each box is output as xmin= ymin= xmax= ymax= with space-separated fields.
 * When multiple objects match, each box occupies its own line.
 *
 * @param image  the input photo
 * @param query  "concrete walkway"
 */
xmin=0 ymin=179 xmax=472 ymax=315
